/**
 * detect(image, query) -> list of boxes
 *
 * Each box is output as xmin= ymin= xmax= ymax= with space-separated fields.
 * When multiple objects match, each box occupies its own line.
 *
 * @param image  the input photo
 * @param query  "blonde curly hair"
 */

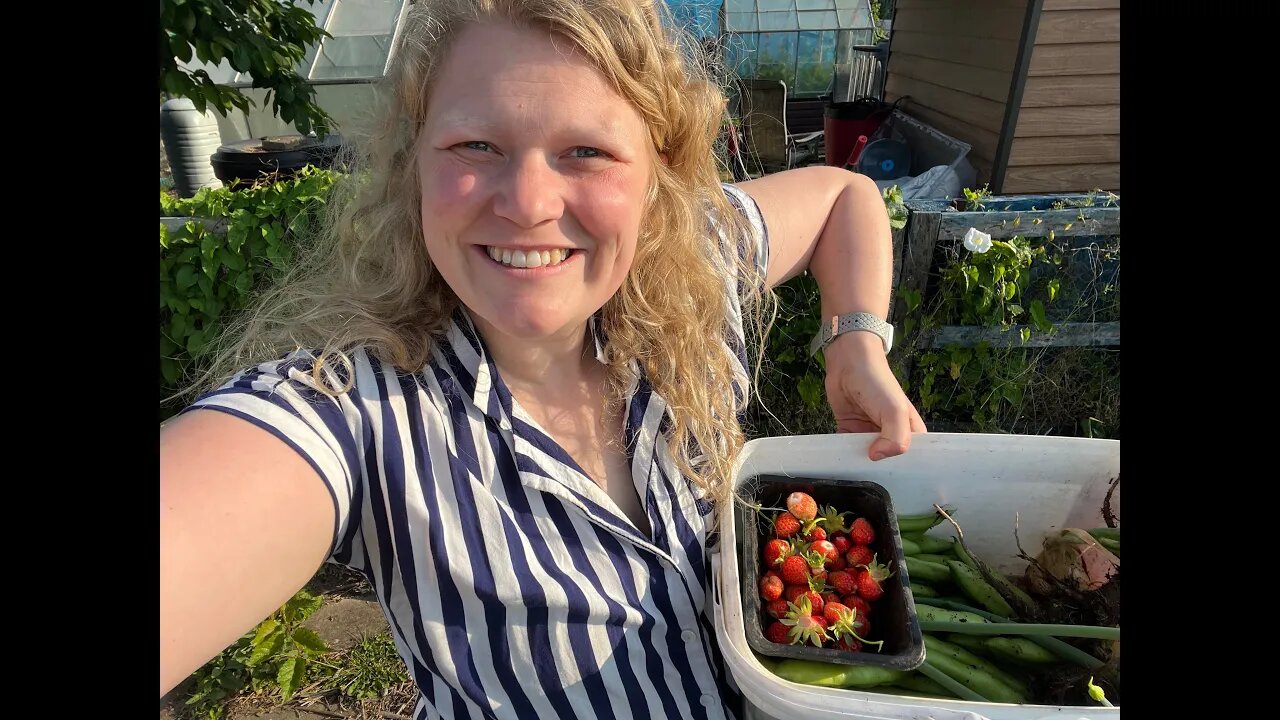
xmin=197 ymin=0 xmax=772 ymax=512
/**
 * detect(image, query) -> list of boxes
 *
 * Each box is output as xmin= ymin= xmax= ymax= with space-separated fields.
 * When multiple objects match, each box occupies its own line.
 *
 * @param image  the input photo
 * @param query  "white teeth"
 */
xmin=487 ymin=247 xmax=572 ymax=268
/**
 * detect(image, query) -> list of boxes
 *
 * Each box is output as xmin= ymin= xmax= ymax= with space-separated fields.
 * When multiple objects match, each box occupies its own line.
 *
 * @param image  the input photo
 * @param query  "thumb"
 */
xmin=869 ymin=407 xmax=911 ymax=461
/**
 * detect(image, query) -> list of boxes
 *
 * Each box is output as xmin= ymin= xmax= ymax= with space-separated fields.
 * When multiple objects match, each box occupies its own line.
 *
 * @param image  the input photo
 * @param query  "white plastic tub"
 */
xmin=713 ymin=432 xmax=1120 ymax=720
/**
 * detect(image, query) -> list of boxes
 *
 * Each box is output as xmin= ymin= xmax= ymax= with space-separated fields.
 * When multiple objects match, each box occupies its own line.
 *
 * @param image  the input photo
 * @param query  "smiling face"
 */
xmin=416 ymin=21 xmax=655 ymax=343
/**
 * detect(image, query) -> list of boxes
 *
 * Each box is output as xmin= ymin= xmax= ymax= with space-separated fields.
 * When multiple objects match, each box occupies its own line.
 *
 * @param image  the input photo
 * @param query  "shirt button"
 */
xmin=700 ymin=694 xmax=717 ymax=708
xmin=681 ymin=629 xmax=698 ymax=644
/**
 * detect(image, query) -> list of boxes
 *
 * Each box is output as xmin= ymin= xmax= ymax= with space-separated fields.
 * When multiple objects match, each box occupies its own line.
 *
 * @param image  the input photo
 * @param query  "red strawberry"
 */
xmin=804 ymin=525 xmax=828 ymax=543
xmin=813 ymin=615 xmax=829 ymax=631
xmin=825 ymin=602 xmax=881 ymax=651
xmin=801 ymin=590 xmax=825 ymax=616
xmin=780 ymin=554 xmax=810 ymax=586
xmin=774 ymin=512 xmax=803 ymax=539
xmin=823 ymin=601 xmax=851 ymax=625
xmin=816 ymin=504 xmax=853 ymax=535
xmin=810 ymin=540 xmax=839 ymax=568
xmin=834 ymin=637 xmax=863 ymax=652
xmin=855 ymin=555 xmax=894 ymax=602
xmin=828 ymin=555 xmax=847 ymax=572
xmin=759 ymin=574 xmax=784 ymax=602
xmin=784 ymin=585 xmax=810 ymax=604
xmin=850 ymin=517 xmax=876 ymax=545
xmin=831 ymin=535 xmax=852 ymax=555
xmin=786 ymin=492 xmax=818 ymax=522
xmin=764 ymin=569 xmax=781 ymax=581
xmin=762 ymin=538 xmax=792 ymax=568
xmin=844 ymin=595 xmax=872 ymax=617
xmin=778 ymin=595 xmax=829 ymax=647
xmin=827 ymin=570 xmax=857 ymax=597
xmin=765 ymin=599 xmax=791 ymax=620
xmin=846 ymin=545 xmax=875 ymax=568
xmin=765 ymin=620 xmax=791 ymax=644
xmin=822 ymin=591 xmax=842 ymax=607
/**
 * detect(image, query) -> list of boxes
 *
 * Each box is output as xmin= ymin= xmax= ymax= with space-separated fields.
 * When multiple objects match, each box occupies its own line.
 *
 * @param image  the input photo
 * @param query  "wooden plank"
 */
xmin=891 ymin=5 xmax=1025 ymax=41
xmin=161 ymin=216 xmax=227 ymax=233
xmin=1014 ymin=105 xmax=1120 ymax=137
xmin=889 ymin=53 xmax=1014 ymax=103
xmin=884 ymin=75 xmax=1007 ymax=133
xmin=1007 ymin=135 xmax=1120 ymax=165
xmin=1020 ymin=74 xmax=1119 ymax=108
xmin=883 ymin=94 xmax=1002 ymax=161
xmin=1027 ymin=42 xmax=1120 ymax=76
xmin=1042 ymin=0 xmax=1119 ymax=9
xmin=921 ymin=321 xmax=1120 ymax=348
xmin=1002 ymin=163 xmax=1121 ymax=194
xmin=889 ymin=203 xmax=945 ymax=332
xmin=1032 ymin=9 xmax=1120 ymax=44
xmin=896 ymin=0 xmax=1028 ymax=9
xmin=937 ymin=206 xmax=1121 ymax=239
xmin=887 ymin=30 xmax=1020 ymax=72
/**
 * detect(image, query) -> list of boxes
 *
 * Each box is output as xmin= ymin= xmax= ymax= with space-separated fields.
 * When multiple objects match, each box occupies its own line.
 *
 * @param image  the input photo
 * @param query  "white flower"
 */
xmin=963 ymin=227 xmax=993 ymax=253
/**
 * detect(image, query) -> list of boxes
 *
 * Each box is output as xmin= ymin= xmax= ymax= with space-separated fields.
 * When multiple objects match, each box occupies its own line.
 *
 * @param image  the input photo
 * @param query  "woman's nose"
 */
xmin=492 ymin=152 xmax=565 ymax=228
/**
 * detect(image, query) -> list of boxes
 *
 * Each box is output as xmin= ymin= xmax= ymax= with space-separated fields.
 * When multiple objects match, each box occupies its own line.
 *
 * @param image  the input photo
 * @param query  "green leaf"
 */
xmin=1003 ymin=282 xmax=1016 ymax=301
xmin=200 ymin=231 xmax=219 ymax=256
xmin=1020 ymin=327 xmax=1031 ymax=344
xmin=797 ymin=372 xmax=824 ymax=410
xmin=1029 ymin=300 xmax=1051 ymax=332
xmin=1047 ymin=278 xmax=1060 ymax=303
xmin=252 ymin=619 xmax=280 ymax=647
xmin=284 ymin=590 xmax=324 ymax=623
xmin=247 ymin=628 xmax=285 ymax=667
xmin=291 ymin=627 xmax=328 ymax=655
xmin=218 ymin=248 xmax=246 ymax=271
xmin=202 ymin=253 xmax=220 ymax=280
xmin=187 ymin=329 xmax=207 ymax=356
xmin=277 ymin=657 xmax=305 ymax=702
xmin=161 ymin=357 xmax=182 ymax=385
xmin=176 ymin=265 xmax=197 ymax=290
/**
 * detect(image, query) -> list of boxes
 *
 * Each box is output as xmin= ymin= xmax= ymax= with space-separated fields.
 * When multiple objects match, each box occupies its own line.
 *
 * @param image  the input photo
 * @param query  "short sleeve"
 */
xmin=718 ymin=182 xmax=770 ymax=297
xmin=179 ymin=350 xmax=364 ymax=563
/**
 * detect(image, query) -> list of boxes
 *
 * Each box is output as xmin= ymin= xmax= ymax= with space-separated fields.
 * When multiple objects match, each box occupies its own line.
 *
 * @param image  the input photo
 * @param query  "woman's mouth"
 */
xmin=483 ymin=246 xmax=577 ymax=269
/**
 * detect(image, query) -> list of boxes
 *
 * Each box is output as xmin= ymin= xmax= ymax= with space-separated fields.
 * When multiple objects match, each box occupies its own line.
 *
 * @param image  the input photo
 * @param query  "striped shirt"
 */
xmin=187 ymin=184 xmax=770 ymax=719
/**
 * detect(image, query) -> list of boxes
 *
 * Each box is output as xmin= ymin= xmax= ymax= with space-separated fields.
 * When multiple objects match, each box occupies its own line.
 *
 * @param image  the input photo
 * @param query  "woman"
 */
xmin=160 ymin=1 xmax=926 ymax=717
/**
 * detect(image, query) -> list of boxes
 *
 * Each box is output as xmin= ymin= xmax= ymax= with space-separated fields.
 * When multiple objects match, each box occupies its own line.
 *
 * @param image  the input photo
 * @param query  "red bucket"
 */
xmin=824 ymin=100 xmax=890 ymax=168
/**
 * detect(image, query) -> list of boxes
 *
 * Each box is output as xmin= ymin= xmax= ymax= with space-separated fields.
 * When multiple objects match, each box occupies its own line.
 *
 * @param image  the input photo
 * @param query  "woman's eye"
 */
xmin=571 ymin=147 xmax=606 ymax=159
xmin=461 ymin=141 xmax=493 ymax=153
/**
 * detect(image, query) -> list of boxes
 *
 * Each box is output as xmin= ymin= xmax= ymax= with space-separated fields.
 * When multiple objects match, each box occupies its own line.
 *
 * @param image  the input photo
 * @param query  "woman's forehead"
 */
xmin=424 ymin=21 xmax=645 ymax=134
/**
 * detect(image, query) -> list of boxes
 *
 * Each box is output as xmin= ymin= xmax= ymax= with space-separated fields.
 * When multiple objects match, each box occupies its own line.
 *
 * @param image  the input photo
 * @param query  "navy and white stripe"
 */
xmin=186 ymin=184 xmax=770 ymax=719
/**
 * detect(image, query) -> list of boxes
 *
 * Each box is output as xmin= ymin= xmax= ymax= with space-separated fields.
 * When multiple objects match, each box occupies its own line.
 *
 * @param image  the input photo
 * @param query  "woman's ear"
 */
xmin=659 ymin=152 xmax=669 ymax=166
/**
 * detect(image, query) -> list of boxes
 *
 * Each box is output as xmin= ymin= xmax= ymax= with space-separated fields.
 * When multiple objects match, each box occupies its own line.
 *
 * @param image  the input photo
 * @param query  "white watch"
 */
xmin=808 ymin=312 xmax=894 ymax=356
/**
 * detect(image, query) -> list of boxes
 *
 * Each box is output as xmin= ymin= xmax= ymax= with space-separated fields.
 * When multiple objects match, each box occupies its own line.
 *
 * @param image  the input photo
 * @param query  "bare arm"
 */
xmin=735 ymin=167 xmax=924 ymax=457
xmin=735 ymin=165 xmax=890 ymax=316
xmin=160 ymin=409 xmax=337 ymax=696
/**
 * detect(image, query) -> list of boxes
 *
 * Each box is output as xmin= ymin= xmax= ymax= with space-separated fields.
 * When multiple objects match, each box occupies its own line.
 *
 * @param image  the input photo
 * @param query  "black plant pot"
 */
xmin=211 ymin=134 xmax=344 ymax=189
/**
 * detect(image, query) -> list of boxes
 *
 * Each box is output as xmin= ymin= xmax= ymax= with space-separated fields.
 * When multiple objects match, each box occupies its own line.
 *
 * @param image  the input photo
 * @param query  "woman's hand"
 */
xmin=823 ymin=331 xmax=927 ymax=460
